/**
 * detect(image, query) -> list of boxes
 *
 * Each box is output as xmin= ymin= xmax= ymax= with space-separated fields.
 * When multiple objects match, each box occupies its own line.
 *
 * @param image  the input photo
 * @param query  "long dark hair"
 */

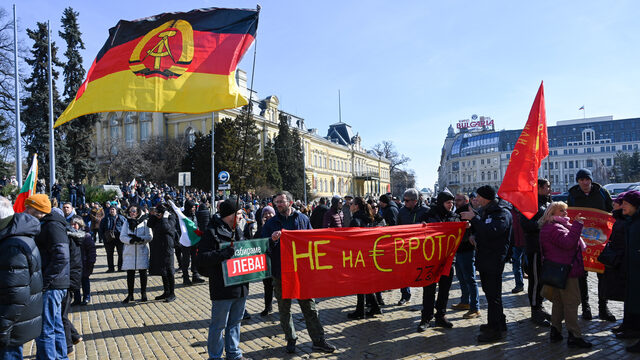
xmin=353 ymin=196 xmax=374 ymax=223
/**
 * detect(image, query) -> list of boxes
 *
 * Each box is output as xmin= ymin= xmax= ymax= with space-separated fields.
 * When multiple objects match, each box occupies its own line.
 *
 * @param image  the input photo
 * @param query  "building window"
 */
xmin=125 ymin=123 xmax=134 ymax=146
xmin=606 ymin=158 xmax=612 ymax=166
xmin=481 ymin=172 xmax=485 ymax=181
xmin=586 ymin=159 xmax=593 ymax=167
xmin=110 ymin=118 xmax=120 ymax=139
xmin=140 ymin=120 xmax=151 ymax=141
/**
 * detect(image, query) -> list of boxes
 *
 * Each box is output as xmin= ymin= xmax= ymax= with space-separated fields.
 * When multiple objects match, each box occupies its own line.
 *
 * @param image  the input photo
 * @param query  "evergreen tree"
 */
xmin=59 ymin=7 xmax=97 ymax=182
xmin=22 ymin=22 xmax=71 ymax=186
xmin=263 ymin=138 xmax=282 ymax=190
xmin=182 ymin=132 xmax=212 ymax=190
xmin=274 ymin=113 xmax=306 ymax=199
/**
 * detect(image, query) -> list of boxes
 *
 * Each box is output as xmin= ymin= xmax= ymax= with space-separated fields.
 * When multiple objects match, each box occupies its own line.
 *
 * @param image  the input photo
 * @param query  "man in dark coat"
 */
xmin=25 ymin=194 xmax=70 ymax=359
xmin=196 ymin=198 xmax=211 ymax=232
xmin=417 ymin=191 xmax=457 ymax=332
xmin=379 ymin=194 xmax=399 ymax=226
xmin=461 ymin=185 xmax=512 ymax=343
xmin=0 ymin=196 xmax=43 ymax=358
xmin=197 ymin=198 xmax=248 ymax=360
xmin=520 ymin=178 xmax=552 ymax=326
xmin=396 ymin=188 xmax=430 ymax=305
xmin=63 ymin=214 xmax=84 ymax=354
xmin=180 ymin=200 xmax=205 ymax=286
xmin=567 ymin=168 xmax=615 ymax=321
xmin=452 ymin=193 xmax=480 ymax=319
xmin=262 ymin=191 xmax=336 ymax=355
xmin=309 ymin=197 xmax=329 ymax=229
xmin=99 ymin=206 xmax=126 ymax=273
xmin=148 ymin=204 xmax=177 ymax=302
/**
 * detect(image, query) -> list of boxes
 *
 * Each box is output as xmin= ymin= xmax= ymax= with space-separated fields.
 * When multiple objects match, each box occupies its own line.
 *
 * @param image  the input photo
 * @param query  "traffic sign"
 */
xmin=218 ymin=171 xmax=230 ymax=183
xmin=178 ymin=172 xmax=191 ymax=186
xmin=218 ymin=184 xmax=231 ymax=190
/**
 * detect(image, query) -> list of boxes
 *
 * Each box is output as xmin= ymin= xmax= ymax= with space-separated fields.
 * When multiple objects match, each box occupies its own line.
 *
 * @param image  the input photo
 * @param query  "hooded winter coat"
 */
xmin=66 ymin=228 xmax=84 ymax=290
xmin=468 ymin=199 xmax=512 ymax=273
xmin=119 ymin=214 xmax=153 ymax=270
xmin=602 ymin=209 xmax=626 ymax=301
xmin=147 ymin=211 xmax=176 ymax=276
xmin=567 ymin=182 xmax=613 ymax=212
xmin=539 ymin=216 xmax=585 ymax=278
xmin=625 ymin=209 xmax=640 ymax=316
xmin=35 ymin=211 xmax=70 ymax=290
xmin=0 ymin=213 xmax=43 ymax=348
xmin=381 ymin=200 xmax=399 ymax=226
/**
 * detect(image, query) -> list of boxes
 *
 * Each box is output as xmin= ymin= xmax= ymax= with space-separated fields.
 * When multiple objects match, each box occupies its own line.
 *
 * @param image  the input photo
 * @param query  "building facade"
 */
xmin=93 ymin=70 xmax=391 ymax=199
xmin=438 ymin=115 xmax=640 ymax=194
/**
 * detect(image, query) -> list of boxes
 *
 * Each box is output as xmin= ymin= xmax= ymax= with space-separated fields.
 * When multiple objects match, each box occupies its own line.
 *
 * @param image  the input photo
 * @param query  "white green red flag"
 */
xmin=13 ymin=154 xmax=38 ymax=213
xmin=168 ymin=200 xmax=202 ymax=247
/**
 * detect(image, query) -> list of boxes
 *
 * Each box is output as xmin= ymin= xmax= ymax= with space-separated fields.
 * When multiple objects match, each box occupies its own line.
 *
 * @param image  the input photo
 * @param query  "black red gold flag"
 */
xmin=55 ymin=7 xmax=258 ymax=127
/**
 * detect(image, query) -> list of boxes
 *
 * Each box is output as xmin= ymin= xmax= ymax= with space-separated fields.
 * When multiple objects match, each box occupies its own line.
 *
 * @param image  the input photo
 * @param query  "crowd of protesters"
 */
xmin=1 ymin=169 xmax=640 ymax=359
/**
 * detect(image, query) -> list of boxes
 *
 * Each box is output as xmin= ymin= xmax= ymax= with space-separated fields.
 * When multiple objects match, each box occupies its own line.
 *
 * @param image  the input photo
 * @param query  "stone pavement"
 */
xmin=23 ymin=247 xmax=638 ymax=359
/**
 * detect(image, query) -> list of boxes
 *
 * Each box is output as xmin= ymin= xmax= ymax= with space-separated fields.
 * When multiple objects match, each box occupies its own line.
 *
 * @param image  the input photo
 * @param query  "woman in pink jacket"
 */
xmin=539 ymin=202 xmax=592 ymax=349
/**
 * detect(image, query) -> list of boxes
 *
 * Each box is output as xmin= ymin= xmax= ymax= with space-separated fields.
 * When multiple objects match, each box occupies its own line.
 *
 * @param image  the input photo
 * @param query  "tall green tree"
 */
xmin=22 ymin=21 xmax=71 ymax=185
xmin=613 ymin=150 xmax=640 ymax=182
xmin=262 ymin=138 xmax=281 ymax=190
xmin=274 ymin=113 xmax=306 ymax=199
xmin=59 ymin=7 xmax=97 ymax=182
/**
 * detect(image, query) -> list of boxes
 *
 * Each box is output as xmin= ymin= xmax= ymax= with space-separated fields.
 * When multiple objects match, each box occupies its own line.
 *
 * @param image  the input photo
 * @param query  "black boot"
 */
xmin=140 ymin=270 xmax=148 ymax=302
xmin=598 ymin=303 xmax=616 ymax=322
xmin=348 ymin=295 xmax=365 ymax=319
xmin=550 ymin=326 xmax=563 ymax=343
xmin=183 ymin=276 xmax=192 ymax=286
xmin=123 ymin=271 xmax=135 ymax=304
xmin=192 ymin=273 xmax=206 ymax=284
xmin=165 ymin=275 xmax=176 ymax=302
xmin=582 ymin=304 xmax=593 ymax=320
xmin=155 ymin=275 xmax=169 ymax=300
xmin=567 ymin=332 xmax=592 ymax=349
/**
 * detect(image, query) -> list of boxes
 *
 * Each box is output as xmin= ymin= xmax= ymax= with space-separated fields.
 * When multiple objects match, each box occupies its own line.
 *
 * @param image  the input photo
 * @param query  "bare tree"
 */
xmin=372 ymin=140 xmax=410 ymax=173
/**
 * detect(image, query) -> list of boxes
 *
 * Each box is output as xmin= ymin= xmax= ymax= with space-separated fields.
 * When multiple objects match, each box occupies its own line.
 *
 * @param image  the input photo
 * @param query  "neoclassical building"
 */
xmin=437 ymin=115 xmax=640 ymax=194
xmin=93 ymin=70 xmax=391 ymax=199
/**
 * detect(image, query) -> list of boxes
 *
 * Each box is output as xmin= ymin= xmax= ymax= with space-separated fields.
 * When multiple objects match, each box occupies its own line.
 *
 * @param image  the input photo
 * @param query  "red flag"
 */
xmin=498 ymin=82 xmax=549 ymax=219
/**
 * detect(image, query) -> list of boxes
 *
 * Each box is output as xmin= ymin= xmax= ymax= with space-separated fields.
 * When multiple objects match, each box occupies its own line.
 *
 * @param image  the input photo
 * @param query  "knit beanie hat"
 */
xmin=476 ymin=185 xmax=496 ymax=200
xmin=219 ymin=198 xmax=243 ymax=218
xmin=262 ymin=205 xmax=275 ymax=217
xmin=576 ymin=168 xmax=593 ymax=182
xmin=614 ymin=192 xmax=627 ymax=205
xmin=622 ymin=190 xmax=640 ymax=208
xmin=436 ymin=190 xmax=455 ymax=205
xmin=24 ymin=194 xmax=52 ymax=214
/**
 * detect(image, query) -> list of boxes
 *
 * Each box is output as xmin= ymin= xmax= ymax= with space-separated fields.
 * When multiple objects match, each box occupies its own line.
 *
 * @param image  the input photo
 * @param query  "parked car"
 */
xmin=551 ymin=192 xmax=569 ymax=202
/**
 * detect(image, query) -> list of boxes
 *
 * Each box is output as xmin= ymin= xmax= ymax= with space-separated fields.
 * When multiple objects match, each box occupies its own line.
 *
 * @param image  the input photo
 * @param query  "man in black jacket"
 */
xmin=379 ymin=194 xmax=399 ymax=226
xmin=309 ymin=197 xmax=329 ymax=229
xmin=99 ymin=206 xmax=126 ymax=273
xmin=197 ymin=198 xmax=250 ymax=360
xmin=567 ymin=168 xmax=615 ymax=321
xmin=24 ymin=194 xmax=70 ymax=359
xmin=461 ymin=186 xmax=512 ymax=343
xmin=396 ymin=188 xmax=430 ymax=305
xmin=520 ymin=179 xmax=552 ymax=326
xmin=417 ymin=191 xmax=457 ymax=332
xmin=0 ymin=197 xmax=43 ymax=359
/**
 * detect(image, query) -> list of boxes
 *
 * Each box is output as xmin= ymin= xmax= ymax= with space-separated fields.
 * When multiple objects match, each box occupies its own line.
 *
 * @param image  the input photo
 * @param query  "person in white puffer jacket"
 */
xmin=120 ymin=204 xmax=153 ymax=304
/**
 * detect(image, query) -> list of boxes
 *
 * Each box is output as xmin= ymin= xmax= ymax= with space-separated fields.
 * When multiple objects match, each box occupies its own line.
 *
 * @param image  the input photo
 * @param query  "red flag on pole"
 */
xmin=498 ymin=82 xmax=549 ymax=219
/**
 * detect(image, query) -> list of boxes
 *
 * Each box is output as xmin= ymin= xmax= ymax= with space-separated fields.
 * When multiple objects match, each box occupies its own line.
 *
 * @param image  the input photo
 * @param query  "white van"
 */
xmin=603 ymin=183 xmax=637 ymax=197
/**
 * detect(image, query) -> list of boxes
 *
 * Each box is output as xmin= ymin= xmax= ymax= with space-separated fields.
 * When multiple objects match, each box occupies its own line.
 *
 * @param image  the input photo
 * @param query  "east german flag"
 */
xmin=54 ymin=7 xmax=259 ymax=128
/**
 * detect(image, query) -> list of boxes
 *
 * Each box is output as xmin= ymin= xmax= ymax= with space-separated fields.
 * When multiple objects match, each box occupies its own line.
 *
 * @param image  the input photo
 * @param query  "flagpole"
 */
xmin=47 ymin=21 xmax=56 ymax=192
xmin=211 ymin=111 xmax=216 ymax=214
xmin=13 ymin=4 xmax=23 ymax=188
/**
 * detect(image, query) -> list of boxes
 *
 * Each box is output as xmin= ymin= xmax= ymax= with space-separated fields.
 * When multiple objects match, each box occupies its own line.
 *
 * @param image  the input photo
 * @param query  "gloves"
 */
xmin=130 ymin=236 xmax=143 ymax=244
xmin=221 ymin=246 xmax=235 ymax=259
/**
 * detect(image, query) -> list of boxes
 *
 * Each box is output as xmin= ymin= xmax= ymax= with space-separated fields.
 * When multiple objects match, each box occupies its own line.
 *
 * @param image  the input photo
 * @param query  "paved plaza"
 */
xmin=22 ymin=246 xmax=638 ymax=359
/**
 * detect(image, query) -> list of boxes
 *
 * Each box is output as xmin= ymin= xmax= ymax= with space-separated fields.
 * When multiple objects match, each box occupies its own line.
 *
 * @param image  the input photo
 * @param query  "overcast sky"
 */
xmin=11 ymin=0 xmax=640 ymax=189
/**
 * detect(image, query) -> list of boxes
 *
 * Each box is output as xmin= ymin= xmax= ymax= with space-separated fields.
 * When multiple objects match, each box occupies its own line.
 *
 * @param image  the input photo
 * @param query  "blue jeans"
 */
xmin=207 ymin=297 xmax=246 ymax=360
xmin=36 ymin=289 xmax=68 ymax=360
xmin=511 ymin=246 xmax=526 ymax=289
xmin=454 ymin=250 xmax=479 ymax=311
xmin=0 ymin=345 xmax=22 ymax=360
xmin=69 ymin=194 xmax=76 ymax=207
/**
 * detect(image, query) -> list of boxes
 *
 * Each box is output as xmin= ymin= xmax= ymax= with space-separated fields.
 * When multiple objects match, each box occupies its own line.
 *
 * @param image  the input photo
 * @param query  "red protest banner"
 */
xmin=280 ymin=222 xmax=467 ymax=299
xmin=567 ymin=207 xmax=614 ymax=273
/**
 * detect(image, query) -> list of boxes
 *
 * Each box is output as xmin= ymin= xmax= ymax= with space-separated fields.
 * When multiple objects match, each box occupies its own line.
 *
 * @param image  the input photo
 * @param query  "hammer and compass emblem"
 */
xmin=129 ymin=19 xmax=194 ymax=78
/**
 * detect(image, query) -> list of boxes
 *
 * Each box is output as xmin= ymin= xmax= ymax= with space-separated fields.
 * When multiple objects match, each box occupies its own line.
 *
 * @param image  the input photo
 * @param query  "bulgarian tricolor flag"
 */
xmin=169 ymin=200 xmax=202 ymax=247
xmin=13 ymin=154 xmax=38 ymax=213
